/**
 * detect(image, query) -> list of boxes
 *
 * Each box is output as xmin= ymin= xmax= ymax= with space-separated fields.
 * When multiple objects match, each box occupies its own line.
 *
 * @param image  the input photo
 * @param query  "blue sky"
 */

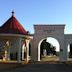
xmin=0 ymin=0 xmax=72 ymax=34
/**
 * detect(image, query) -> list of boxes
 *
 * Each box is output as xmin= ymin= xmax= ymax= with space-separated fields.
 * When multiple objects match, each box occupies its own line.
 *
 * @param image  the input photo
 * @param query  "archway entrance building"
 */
xmin=0 ymin=12 xmax=72 ymax=63
xmin=31 ymin=25 xmax=69 ymax=62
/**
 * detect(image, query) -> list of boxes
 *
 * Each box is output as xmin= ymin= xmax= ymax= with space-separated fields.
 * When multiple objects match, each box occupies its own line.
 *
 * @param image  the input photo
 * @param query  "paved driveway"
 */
xmin=0 ymin=62 xmax=72 ymax=72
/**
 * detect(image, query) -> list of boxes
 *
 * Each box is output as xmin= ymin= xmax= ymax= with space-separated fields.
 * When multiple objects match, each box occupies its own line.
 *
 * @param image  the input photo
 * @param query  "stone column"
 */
xmin=59 ymin=39 xmax=67 ymax=62
xmin=63 ymin=41 xmax=67 ymax=61
xmin=22 ymin=43 xmax=25 ymax=60
xmin=31 ymin=37 xmax=40 ymax=62
xmin=4 ymin=50 xmax=7 ymax=61
xmin=17 ymin=38 xmax=21 ymax=63
xmin=26 ymin=39 xmax=30 ymax=63
xmin=4 ymin=40 xmax=10 ymax=61
xmin=7 ymin=46 xmax=10 ymax=60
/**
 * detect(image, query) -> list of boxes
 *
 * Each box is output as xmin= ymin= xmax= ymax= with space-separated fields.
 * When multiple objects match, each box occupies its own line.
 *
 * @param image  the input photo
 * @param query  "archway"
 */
xmin=67 ymin=43 xmax=72 ymax=61
xmin=38 ymin=37 xmax=60 ymax=61
xmin=32 ymin=25 xmax=66 ymax=62
xmin=21 ymin=40 xmax=31 ymax=61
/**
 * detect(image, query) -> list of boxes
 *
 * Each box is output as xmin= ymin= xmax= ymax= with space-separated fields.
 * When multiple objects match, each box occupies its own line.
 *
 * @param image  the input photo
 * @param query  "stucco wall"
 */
xmin=31 ymin=25 xmax=67 ymax=62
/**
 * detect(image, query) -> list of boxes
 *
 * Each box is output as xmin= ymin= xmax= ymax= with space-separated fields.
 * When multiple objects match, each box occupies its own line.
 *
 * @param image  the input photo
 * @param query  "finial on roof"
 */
xmin=11 ymin=10 xmax=14 ymax=16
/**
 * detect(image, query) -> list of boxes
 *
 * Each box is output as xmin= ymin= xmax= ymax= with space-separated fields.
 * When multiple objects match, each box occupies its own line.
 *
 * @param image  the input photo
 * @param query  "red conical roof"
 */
xmin=0 ymin=13 xmax=28 ymax=35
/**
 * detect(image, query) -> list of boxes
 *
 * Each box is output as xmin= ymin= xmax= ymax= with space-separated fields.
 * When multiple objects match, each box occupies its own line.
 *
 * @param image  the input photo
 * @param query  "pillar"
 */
xmin=4 ymin=50 xmax=8 ymax=61
xmin=59 ymin=39 xmax=67 ymax=62
xmin=31 ymin=38 xmax=39 ymax=62
xmin=3 ymin=40 xmax=10 ymax=61
xmin=22 ymin=43 xmax=25 ymax=60
xmin=17 ymin=38 xmax=21 ymax=63
xmin=26 ymin=39 xmax=30 ymax=63
xmin=7 ymin=46 xmax=10 ymax=60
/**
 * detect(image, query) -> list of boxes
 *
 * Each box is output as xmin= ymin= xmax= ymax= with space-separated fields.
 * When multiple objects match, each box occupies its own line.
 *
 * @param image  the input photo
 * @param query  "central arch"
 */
xmin=38 ymin=37 xmax=60 ymax=61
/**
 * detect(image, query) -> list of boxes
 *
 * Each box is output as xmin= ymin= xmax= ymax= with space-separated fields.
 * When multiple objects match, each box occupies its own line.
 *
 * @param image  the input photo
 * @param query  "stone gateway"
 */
xmin=0 ymin=12 xmax=72 ymax=63
xmin=31 ymin=25 xmax=72 ymax=62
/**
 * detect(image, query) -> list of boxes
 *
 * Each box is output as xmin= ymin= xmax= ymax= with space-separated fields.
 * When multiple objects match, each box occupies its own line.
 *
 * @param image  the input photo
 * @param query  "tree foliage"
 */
xmin=40 ymin=39 xmax=56 ymax=55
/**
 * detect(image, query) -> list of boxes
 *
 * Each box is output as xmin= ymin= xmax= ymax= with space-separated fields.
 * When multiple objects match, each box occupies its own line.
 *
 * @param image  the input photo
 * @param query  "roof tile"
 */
xmin=0 ymin=15 xmax=28 ymax=35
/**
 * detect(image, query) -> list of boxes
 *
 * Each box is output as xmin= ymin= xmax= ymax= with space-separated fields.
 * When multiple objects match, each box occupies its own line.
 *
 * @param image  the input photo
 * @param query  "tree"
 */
xmin=40 ymin=39 xmax=57 ymax=56
xmin=40 ymin=39 xmax=48 ymax=55
xmin=40 ymin=39 xmax=51 ymax=55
